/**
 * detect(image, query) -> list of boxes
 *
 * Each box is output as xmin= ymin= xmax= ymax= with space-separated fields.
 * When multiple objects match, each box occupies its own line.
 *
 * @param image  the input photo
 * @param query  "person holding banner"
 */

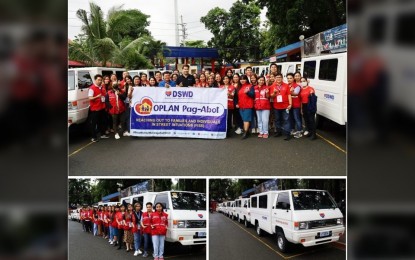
xmin=235 ymin=74 xmax=255 ymax=139
xmin=176 ymin=64 xmax=196 ymax=87
xmin=222 ymin=75 xmax=235 ymax=137
xmin=155 ymin=71 xmax=162 ymax=84
xmin=207 ymin=75 xmax=216 ymax=88
xmin=158 ymin=71 xmax=176 ymax=87
xmin=196 ymin=74 xmax=208 ymax=87
xmin=148 ymin=77 xmax=158 ymax=87
xmin=254 ymin=76 xmax=271 ymax=138
xmin=140 ymin=73 xmax=149 ymax=86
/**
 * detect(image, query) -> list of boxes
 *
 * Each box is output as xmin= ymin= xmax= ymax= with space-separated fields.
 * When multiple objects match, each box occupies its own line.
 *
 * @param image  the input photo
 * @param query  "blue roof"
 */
xmin=102 ymin=192 xmax=120 ymax=202
xmin=242 ymin=187 xmax=256 ymax=197
xmin=275 ymin=41 xmax=301 ymax=55
xmin=277 ymin=54 xmax=288 ymax=59
xmin=164 ymin=46 xmax=219 ymax=58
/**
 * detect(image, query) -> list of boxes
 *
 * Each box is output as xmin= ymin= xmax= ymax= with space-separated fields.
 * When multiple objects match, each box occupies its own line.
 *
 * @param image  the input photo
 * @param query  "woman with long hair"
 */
xmin=116 ymin=204 xmax=126 ymax=250
xmin=148 ymin=77 xmax=158 ymax=87
xmin=133 ymin=202 xmax=143 ymax=256
xmin=232 ymin=74 xmax=243 ymax=134
xmin=141 ymin=202 xmax=153 ymax=258
xmin=196 ymin=73 xmax=208 ymax=87
xmin=151 ymin=202 xmax=168 ymax=260
xmin=299 ymin=76 xmax=317 ymax=140
xmin=123 ymin=204 xmax=135 ymax=252
xmin=235 ymin=74 xmax=255 ymax=139
xmin=254 ymin=76 xmax=271 ymax=138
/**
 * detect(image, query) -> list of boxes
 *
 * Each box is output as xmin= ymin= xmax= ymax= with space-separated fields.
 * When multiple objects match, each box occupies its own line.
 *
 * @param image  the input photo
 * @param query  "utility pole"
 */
xmin=174 ymin=0 xmax=179 ymax=46
xmin=178 ymin=15 xmax=188 ymax=46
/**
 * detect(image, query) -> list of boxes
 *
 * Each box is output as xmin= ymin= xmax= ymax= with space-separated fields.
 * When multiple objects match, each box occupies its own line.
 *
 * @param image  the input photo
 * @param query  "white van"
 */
xmin=225 ymin=201 xmax=235 ymax=218
xmin=250 ymin=189 xmax=344 ymax=252
xmin=120 ymin=192 xmax=158 ymax=207
xmin=301 ymin=52 xmax=347 ymax=126
xmin=268 ymin=62 xmax=302 ymax=83
xmin=231 ymin=68 xmax=245 ymax=75
xmin=98 ymin=201 xmax=119 ymax=207
xmin=70 ymin=209 xmax=80 ymax=222
xmin=234 ymin=198 xmax=251 ymax=227
xmin=128 ymin=69 xmax=159 ymax=79
xmin=68 ymin=67 xmax=125 ymax=127
xmin=153 ymin=191 xmax=206 ymax=246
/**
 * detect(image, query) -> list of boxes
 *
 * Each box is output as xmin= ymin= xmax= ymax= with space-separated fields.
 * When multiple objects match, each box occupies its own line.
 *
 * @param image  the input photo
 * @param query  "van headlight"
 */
xmin=294 ymin=221 xmax=309 ymax=230
xmin=337 ymin=218 xmax=343 ymax=225
xmin=173 ymin=220 xmax=186 ymax=228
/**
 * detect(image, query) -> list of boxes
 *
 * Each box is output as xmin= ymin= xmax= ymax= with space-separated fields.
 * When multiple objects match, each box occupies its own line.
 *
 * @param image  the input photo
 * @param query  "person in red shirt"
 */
xmin=110 ymin=206 xmax=118 ymax=245
xmin=299 ymin=77 xmax=317 ymax=140
xmin=140 ymin=73 xmax=149 ymax=86
xmin=84 ymin=206 xmax=93 ymax=233
xmin=141 ymin=202 xmax=153 ymax=258
xmin=235 ymin=75 xmax=255 ymax=139
xmin=103 ymin=206 xmax=109 ymax=239
xmin=80 ymin=206 xmax=86 ymax=232
xmin=88 ymin=74 xmax=110 ymax=142
xmin=221 ymin=76 xmax=235 ymax=137
xmin=287 ymin=73 xmax=303 ymax=138
xmin=195 ymin=74 xmax=208 ymax=88
xmin=254 ymin=76 xmax=271 ymax=138
xmin=232 ymin=74 xmax=244 ymax=135
xmin=151 ymin=203 xmax=168 ymax=260
xmin=123 ymin=204 xmax=135 ymax=252
xmin=105 ymin=81 xmax=127 ymax=140
xmin=116 ymin=204 xmax=126 ymax=250
xmin=269 ymin=73 xmax=292 ymax=140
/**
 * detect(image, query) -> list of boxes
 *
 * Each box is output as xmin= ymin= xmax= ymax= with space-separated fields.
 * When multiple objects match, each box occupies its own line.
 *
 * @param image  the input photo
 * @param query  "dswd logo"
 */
xmin=165 ymin=90 xmax=172 ymax=96
xmin=134 ymin=97 xmax=153 ymax=116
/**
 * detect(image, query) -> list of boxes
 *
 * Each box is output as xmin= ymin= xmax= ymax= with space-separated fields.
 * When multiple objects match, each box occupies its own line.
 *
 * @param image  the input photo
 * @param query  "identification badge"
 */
xmin=276 ymin=95 xmax=283 ymax=103
xmin=101 ymin=96 xmax=105 ymax=103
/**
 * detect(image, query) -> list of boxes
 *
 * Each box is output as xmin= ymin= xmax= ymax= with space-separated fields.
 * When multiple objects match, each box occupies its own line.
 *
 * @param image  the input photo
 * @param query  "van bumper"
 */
xmin=68 ymin=107 xmax=89 ymax=127
xmin=167 ymin=229 xmax=206 ymax=245
xmin=289 ymin=226 xmax=345 ymax=247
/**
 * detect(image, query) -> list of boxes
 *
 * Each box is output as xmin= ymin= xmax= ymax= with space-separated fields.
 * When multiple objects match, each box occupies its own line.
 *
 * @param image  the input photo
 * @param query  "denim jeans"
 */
xmin=143 ymin=233 xmax=151 ymax=254
xmin=256 ymin=110 xmax=270 ymax=134
xmin=134 ymin=232 xmax=142 ymax=252
xmin=292 ymin=108 xmax=303 ymax=132
xmin=274 ymin=109 xmax=291 ymax=135
xmin=93 ymin=223 xmax=98 ymax=236
xmin=109 ymin=226 xmax=114 ymax=241
xmin=152 ymin=235 xmax=165 ymax=258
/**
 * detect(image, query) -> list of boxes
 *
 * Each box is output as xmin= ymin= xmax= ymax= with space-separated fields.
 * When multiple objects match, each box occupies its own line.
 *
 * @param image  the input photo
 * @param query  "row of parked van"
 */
xmin=217 ymin=189 xmax=345 ymax=252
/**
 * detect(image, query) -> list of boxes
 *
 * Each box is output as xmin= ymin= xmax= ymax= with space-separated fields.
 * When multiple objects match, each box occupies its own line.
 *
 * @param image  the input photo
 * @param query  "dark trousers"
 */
xmin=84 ymin=221 xmax=92 ymax=232
xmin=234 ymin=108 xmax=243 ymax=129
xmin=90 ymin=109 xmax=106 ymax=139
xmin=118 ymin=228 xmax=124 ymax=247
xmin=302 ymin=104 xmax=316 ymax=135
xmin=112 ymin=112 xmax=127 ymax=134
xmin=274 ymin=109 xmax=291 ymax=136
xmin=227 ymin=109 xmax=234 ymax=132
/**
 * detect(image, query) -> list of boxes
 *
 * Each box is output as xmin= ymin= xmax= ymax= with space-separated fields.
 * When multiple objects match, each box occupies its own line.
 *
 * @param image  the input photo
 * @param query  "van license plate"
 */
xmin=319 ymin=231 xmax=330 ymax=237
xmin=197 ymin=232 xmax=206 ymax=237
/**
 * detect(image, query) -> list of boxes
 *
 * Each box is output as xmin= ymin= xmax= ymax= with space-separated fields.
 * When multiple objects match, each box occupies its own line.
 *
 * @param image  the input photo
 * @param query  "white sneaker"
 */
xmin=251 ymin=128 xmax=256 ymax=134
xmin=134 ymin=251 xmax=139 ymax=256
xmin=235 ymin=128 xmax=242 ymax=134
xmin=304 ymin=130 xmax=309 ymax=136
xmin=123 ymin=131 xmax=130 ymax=136
xmin=110 ymin=241 xmax=113 ymax=245
xmin=138 ymin=250 xmax=142 ymax=254
xmin=115 ymin=133 xmax=120 ymax=139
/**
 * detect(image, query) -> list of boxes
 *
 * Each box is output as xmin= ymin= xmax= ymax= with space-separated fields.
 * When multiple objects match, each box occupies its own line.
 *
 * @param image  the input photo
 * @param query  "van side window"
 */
xmin=276 ymin=192 xmax=290 ymax=209
xmin=296 ymin=64 xmax=301 ymax=73
xmin=395 ymin=13 xmax=415 ymax=46
xmin=133 ymin=197 xmax=144 ymax=207
xmin=101 ymin=70 xmax=113 ymax=78
xmin=149 ymin=72 xmax=155 ymax=78
xmin=369 ymin=15 xmax=387 ymax=43
xmin=68 ymin=71 xmax=75 ymax=91
xmin=319 ymin=59 xmax=338 ymax=81
xmin=277 ymin=65 xmax=282 ymax=74
xmin=155 ymin=194 xmax=170 ymax=209
xmin=303 ymin=61 xmax=316 ymax=79
xmin=258 ymin=195 xmax=267 ymax=209
xmin=116 ymin=71 xmax=124 ymax=80
xmin=78 ymin=71 xmax=92 ymax=89
xmin=251 ymin=197 xmax=257 ymax=208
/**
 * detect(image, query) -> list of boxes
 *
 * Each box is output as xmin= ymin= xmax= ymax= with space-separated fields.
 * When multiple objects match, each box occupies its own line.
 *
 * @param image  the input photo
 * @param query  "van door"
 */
xmin=69 ymin=70 xmax=92 ymax=125
xmin=258 ymin=194 xmax=272 ymax=234
xmin=272 ymin=192 xmax=292 ymax=235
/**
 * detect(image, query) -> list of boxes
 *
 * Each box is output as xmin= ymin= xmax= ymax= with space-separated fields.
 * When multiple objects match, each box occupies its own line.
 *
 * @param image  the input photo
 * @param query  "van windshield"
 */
xmin=292 ymin=191 xmax=337 ymax=210
xmin=68 ymin=71 xmax=75 ymax=91
xmin=170 ymin=192 xmax=206 ymax=210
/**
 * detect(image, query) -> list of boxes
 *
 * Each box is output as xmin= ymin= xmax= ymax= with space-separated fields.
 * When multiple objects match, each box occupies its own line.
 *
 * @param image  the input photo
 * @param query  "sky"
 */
xmin=68 ymin=0 xmax=267 ymax=46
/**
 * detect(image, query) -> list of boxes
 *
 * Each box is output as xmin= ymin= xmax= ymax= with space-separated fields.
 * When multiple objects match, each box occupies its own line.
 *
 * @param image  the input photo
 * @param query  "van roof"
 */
xmin=68 ymin=67 xmax=126 ymax=71
xmin=250 ymin=189 xmax=327 ymax=196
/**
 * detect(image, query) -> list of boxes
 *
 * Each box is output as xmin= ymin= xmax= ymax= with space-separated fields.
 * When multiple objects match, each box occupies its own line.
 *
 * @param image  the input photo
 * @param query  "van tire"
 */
xmin=244 ymin=217 xmax=249 ymax=228
xmin=276 ymin=230 xmax=289 ymax=253
xmin=256 ymin=222 xmax=262 ymax=237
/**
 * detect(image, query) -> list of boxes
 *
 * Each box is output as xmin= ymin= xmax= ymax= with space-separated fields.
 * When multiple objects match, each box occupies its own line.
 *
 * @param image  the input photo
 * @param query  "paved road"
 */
xmin=209 ymin=212 xmax=345 ymax=259
xmin=69 ymin=120 xmax=346 ymax=176
xmin=68 ymin=220 xmax=206 ymax=260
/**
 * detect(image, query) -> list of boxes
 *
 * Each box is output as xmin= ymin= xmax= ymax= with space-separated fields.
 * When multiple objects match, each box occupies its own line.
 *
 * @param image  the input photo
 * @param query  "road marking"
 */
xmin=225 ymin=216 xmax=288 ymax=259
xmin=317 ymin=133 xmax=347 ymax=154
xmin=68 ymin=141 xmax=95 ymax=157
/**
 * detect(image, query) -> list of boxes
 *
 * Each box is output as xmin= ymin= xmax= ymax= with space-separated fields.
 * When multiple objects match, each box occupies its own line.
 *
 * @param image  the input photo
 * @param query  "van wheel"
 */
xmin=244 ymin=218 xmax=249 ymax=228
xmin=276 ymin=231 xmax=289 ymax=253
xmin=256 ymin=223 xmax=262 ymax=236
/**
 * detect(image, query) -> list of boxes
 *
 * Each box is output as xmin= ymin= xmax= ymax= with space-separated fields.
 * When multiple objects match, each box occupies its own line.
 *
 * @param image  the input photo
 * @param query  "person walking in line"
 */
xmin=133 ymin=202 xmax=143 ymax=256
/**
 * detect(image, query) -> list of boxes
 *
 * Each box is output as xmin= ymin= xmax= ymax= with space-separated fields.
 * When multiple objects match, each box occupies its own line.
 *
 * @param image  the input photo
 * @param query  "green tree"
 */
xmin=246 ymin=0 xmax=346 ymax=47
xmin=68 ymin=179 xmax=92 ymax=207
xmin=184 ymin=40 xmax=207 ymax=48
xmin=201 ymin=1 xmax=262 ymax=65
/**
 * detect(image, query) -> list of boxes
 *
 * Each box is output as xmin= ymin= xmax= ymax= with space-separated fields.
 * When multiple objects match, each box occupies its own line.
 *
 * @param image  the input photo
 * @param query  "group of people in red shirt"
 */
xmin=88 ymin=64 xmax=317 ymax=141
xmin=79 ymin=202 xmax=168 ymax=260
